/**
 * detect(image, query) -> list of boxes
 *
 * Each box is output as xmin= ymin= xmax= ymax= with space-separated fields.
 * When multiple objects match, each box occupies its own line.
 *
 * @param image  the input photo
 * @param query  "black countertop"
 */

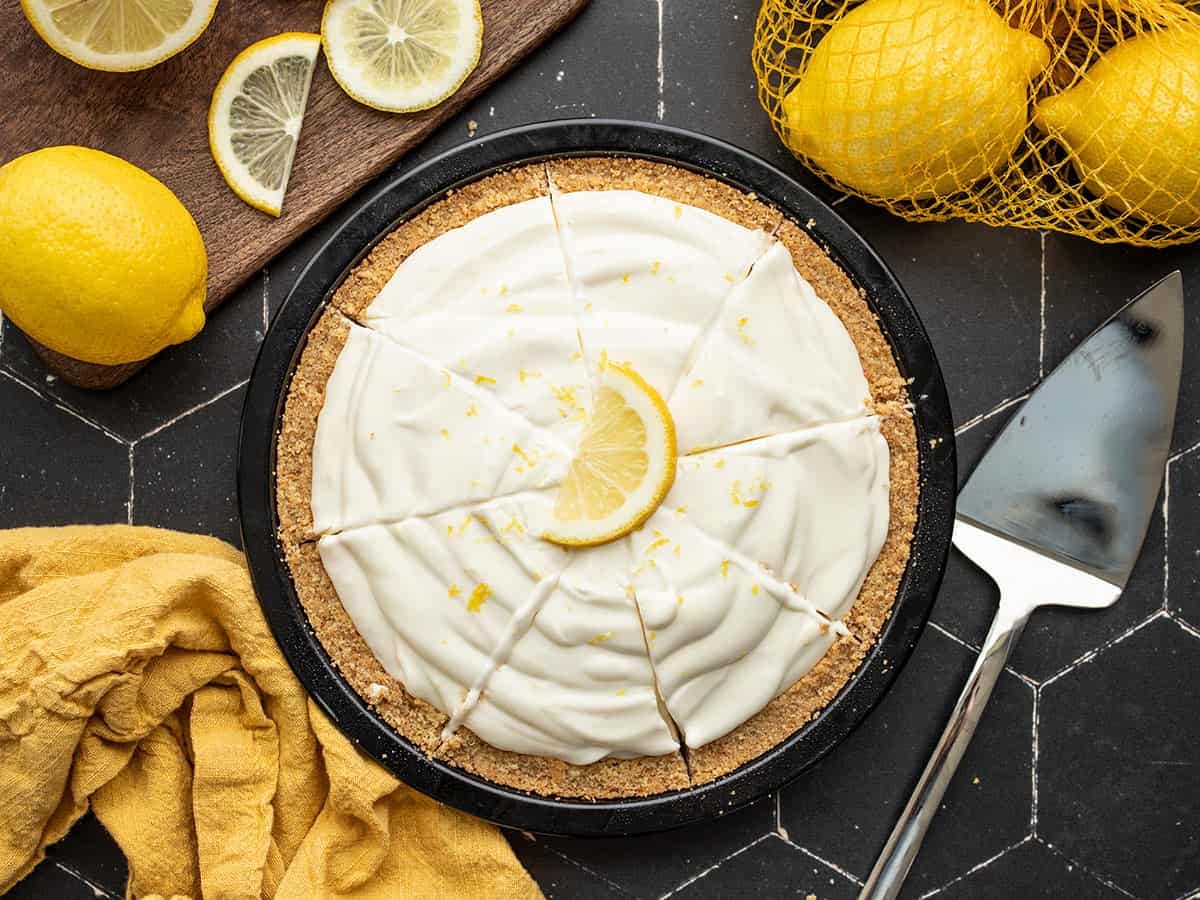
xmin=3 ymin=2 xmax=1198 ymax=898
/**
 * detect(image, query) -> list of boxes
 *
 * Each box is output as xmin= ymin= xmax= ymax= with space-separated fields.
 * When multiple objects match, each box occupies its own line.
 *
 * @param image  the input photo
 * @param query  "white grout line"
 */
xmin=777 ymin=834 xmax=863 ymax=886
xmin=1168 ymin=436 xmax=1200 ymax=463
xmin=0 ymin=368 xmax=128 ymax=446
xmin=658 ymin=833 xmax=772 ymax=899
xmin=919 ymin=834 xmax=1032 ymax=898
xmin=538 ymin=844 xmax=641 ymax=899
xmin=927 ymin=621 xmax=1037 ymax=687
xmin=953 ymin=389 xmax=1033 ymax=437
xmin=1038 ymin=231 xmax=1047 ymax=378
xmin=1169 ymin=610 xmax=1200 ymax=640
xmin=1162 ymin=460 xmax=1172 ymax=612
xmin=1036 ymin=836 xmax=1140 ymax=899
xmin=132 ymin=378 xmax=249 ymax=444
xmin=1040 ymin=610 xmax=1165 ymax=688
xmin=53 ymin=860 xmax=122 ymax=899
xmin=1030 ymin=686 xmax=1040 ymax=835
xmin=126 ymin=445 xmax=135 ymax=526
xmin=653 ymin=0 xmax=665 ymax=121
xmin=261 ymin=268 xmax=271 ymax=332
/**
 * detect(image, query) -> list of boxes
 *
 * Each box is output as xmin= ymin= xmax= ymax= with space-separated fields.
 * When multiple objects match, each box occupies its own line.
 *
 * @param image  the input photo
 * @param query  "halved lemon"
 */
xmin=321 ymin=0 xmax=483 ymax=113
xmin=21 ymin=0 xmax=219 ymax=72
xmin=544 ymin=363 xmax=678 ymax=547
xmin=208 ymin=33 xmax=321 ymax=217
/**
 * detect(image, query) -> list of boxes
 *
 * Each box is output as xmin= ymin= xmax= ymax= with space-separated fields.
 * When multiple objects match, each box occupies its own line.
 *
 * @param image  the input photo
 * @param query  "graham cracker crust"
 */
xmin=274 ymin=157 xmax=920 ymax=798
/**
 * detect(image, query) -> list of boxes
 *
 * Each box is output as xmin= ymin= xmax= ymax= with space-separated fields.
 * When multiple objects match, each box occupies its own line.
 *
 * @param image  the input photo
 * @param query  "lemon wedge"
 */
xmin=544 ymin=363 xmax=677 ymax=548
xmin=208 ymin=33 xmax=321 ymax=217
xmin=21 ymin=0 xmax=219 ymax=72
xmin=321 ymin=0 xmax=483 ymax=113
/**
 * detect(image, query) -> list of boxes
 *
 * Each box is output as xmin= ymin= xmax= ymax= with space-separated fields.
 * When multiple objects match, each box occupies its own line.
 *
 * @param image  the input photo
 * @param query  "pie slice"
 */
xmin=668 ymin=241 xmax=873 ymax=454
xmin=310 ymin=324 xmax=571 ymax=533
xmin=359 ymin=194 xmax=589 ymax=439
xmin=317 ymin=493 xmax=566 ymax=718
xmin=670 ymin=420 xmax=890 ymax=620
xmin=452 ymin=536 xmax=679 ymax=764
xmin=549 ymin=187 xmax=774 ymax=399
xmin=628 ymin=509 xmax=838 ymax=749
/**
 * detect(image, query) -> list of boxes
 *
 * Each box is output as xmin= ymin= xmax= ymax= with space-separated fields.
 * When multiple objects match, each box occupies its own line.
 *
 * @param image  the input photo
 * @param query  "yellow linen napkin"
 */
xmin=0 ymin=525 xmax=544 ymax=900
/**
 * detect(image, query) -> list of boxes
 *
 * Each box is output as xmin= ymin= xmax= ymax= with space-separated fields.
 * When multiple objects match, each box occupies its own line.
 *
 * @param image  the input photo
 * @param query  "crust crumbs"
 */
xmin=687 ymin=636 xmax=866 ymax=784
xmin=331 ymin=164 xmax=550 ymax=321
xmin=276 ymin=308 xmax=353 ymax=544
xmin=437 ymin=729 xmax=690 ymax=800
xmin=274 ymin=158 xmax=921 ymax=797
xmin=283 ymin=539 xmax=446 ymax=753
xmin=546 ymin=156 xmax=783 ymax=234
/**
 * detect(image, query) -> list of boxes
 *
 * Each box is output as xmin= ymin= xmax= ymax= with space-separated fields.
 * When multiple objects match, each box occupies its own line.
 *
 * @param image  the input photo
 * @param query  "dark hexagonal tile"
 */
xmin=669 ymin=835 xmax=858 ymax=900
xmin=1 ymin=275 xmax=265 ymax=443
xmin=6 ymin=859 xmax=120 ymax=900
xmin=44 ymin=813 xmax=127 ymax=898
xmin=659 ymin=0 xmax=840 ymax=205
xmin=0 ymin=372 xmax=128 ymax=526
xmin=131 ymin=384 xmax=245 ymax=547
xmin=419 ymin=0 xmax=661 ymax=148
xmin=834 ymin=199 xmax=1041 ymax=425
xmin=932 ymin=839 xmax=1129 ymax=900
xmin=780 ymin=626 xmax=1033 ymax=896
xmin=508 ymin=833 xmax=640 ymax=899
xmin=1167 ymin=449 xmax=1200 ymax=631
xmin=1039 ymin=616 xmax=1200 ymax=899
xmin=542 ymin=795 xmax=774 ymax=899
xmin=1043 ymin=231 xmax=1200 ymax=454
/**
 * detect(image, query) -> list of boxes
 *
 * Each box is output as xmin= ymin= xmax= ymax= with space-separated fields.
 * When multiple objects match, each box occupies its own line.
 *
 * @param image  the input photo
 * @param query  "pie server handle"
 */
xmin=858 ymin=593 xmax=1030 ymax=900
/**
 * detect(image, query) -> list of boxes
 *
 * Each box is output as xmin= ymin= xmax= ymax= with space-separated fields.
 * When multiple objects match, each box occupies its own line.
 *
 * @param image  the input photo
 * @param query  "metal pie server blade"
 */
xmin=861 ymin=271 xmax=1185 ymax=900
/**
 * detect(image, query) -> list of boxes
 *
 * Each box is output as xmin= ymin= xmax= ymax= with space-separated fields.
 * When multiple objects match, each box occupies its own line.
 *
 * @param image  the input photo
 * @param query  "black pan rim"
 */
xmin=237 ymin=119 xmax=957 ymax=837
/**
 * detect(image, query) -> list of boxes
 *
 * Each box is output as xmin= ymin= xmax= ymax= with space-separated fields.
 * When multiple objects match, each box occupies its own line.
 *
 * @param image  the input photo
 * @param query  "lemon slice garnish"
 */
xmin=21 ymin=0 xmax=219 ymax=72
xmin=321 ymin=0 xmax=483 ymax=113
xmin=544 ymin=363 xmax=677 ymax=548
xmin=208 ymin=33 xmax=321 ymax=217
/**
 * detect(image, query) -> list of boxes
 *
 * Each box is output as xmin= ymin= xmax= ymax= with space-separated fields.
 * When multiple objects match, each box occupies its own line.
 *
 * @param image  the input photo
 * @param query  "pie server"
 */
xmin=860 ymin=271 xmax=1185 ymax=899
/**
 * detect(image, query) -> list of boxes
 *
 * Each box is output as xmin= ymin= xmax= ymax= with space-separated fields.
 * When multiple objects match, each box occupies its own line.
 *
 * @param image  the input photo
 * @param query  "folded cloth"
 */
xmin=0 ymin=526 xmax=544 ymax=900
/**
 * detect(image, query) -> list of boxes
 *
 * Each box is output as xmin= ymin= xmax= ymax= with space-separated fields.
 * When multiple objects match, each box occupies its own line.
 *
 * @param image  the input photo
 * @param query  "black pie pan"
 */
xmin=237 ymin=119 xmax=957 ymax=836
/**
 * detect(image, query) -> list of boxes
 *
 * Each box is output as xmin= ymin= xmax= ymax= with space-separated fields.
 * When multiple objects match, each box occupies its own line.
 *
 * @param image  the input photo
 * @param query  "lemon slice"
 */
xmin=545 ymin=363 xmax=678 ymax=547
xmin=321 ymin=0 xmax=483 ymax=113
xmin=21 ymin=0 xmax=219 ymax=72
xmin=208 ymin=33 xmax=321 ymax=217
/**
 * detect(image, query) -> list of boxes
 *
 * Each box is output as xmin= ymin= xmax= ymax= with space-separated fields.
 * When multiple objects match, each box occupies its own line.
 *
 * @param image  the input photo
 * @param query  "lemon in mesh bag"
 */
xmin=780 ymin=0 xmax=1049 ymax=200
xmin=1034 ymin=25 xmax=1200 ymax=228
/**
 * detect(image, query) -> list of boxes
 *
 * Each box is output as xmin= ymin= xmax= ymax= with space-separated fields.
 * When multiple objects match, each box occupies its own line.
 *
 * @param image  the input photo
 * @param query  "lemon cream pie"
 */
xmin=277 ymin=158 xmax=918 ymax=798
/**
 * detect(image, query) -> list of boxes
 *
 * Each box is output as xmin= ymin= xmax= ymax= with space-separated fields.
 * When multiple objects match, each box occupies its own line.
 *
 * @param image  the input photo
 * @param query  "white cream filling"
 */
xmin=310 ymin=325 xmax=572 ymax=534
xmin=309 ymin=188 xmax=892 ymax=763
xmin=361 ymin=195 xmax=590 ymax=438
xmin=669 ymin=241 xmax=873 ymax=454
xmin=317 ymin=492 xmax=567 ymax=717
xmin=628 ymin=509 xmax=839 ymax=749
xmin=548 ymin=189 xmax=774 ymax=400
xmin=672 ymin=419 xmax=891 ymax=621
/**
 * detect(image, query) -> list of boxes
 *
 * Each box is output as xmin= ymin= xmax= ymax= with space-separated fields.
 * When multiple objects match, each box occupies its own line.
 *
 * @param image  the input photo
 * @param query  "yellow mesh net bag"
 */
xmin=753 ymin=0 xmax=1200 ymax=246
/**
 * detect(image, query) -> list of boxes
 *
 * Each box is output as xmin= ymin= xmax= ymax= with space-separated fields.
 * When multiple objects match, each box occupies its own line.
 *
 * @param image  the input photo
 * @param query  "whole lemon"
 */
xmin=1034 ymin=26 xmax=1200 ymax=228
xmin=0 ymin=147 xmax=207 ymax=365
xmin=781 ymin=0 xmax=1049 ymax=200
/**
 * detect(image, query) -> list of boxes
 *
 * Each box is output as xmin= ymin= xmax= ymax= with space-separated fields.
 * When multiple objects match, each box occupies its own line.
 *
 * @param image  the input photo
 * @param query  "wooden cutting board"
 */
xmin=0 ymin=0 xmax=589 ymax=387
